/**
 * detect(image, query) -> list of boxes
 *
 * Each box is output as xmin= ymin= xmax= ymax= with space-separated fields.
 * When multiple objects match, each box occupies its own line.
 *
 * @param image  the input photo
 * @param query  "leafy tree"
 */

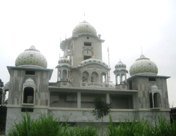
xmin=93 ymin=97 xmax=111 ymax=136
xmin=93 ymin=97 xmax=111 ymax=120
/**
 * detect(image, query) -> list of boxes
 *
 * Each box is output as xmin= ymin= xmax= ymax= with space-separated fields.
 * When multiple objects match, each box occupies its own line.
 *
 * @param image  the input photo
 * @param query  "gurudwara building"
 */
xmin=4 ymin=21 xmax=170 ymax=133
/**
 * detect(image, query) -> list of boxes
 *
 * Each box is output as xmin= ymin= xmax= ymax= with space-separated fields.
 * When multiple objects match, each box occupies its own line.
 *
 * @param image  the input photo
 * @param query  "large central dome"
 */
xmin=72 ymin=21 xmax=97 ymax=37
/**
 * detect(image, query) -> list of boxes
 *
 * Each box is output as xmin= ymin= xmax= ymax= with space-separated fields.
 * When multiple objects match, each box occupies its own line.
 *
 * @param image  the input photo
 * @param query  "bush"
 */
xmin=152 ymin=118 xmax=176 ymax=136
xmin=8 ymin=114 xmax=176 ymax=136
xmin=66 ymin=127 xmax=98 ymax=136
xmin=8 ymin=114 xmax=62 ymax=136
xmin=8 ymin=114 xmax=98 ymax=136
xmin=108 ymin=118 xmax=176 ymax=136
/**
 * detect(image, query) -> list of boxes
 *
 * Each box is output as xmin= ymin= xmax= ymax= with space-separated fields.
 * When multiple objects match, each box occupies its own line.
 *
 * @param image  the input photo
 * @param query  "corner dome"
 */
xmin=15 ymin=46 xmax=47 ymax=68
xmin=72 ymin=21 xmax=97 ymax=37
xmin=129 ymin=55 xmax=158 ymax=76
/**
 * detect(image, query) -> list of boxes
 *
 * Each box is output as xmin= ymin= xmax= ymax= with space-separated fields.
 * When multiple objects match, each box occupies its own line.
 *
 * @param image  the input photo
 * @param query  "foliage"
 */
xmin=109 ymin=121 xmax=152 ymax=136
xmin=93 ymin=97 xmax=111 ymax=120
xmin=108 ymin=118 xmax=176 ymax=136
xmin=8 ymin=114 xmax=176 ymax=136
xmin=66 ymin=127 xmax=98 ymax=136
xmin=151 ymin=118 xmax=176 ymax=136
xmin=8 ymin=114 xmax=61 ymax=136
xmin=8 ymin=114 xmax=98 ymax=136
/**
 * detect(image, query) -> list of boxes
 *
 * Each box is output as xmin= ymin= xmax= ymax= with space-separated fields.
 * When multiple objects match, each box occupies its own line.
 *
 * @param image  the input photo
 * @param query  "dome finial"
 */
xmin=83 ymin=12 xmax=86 ymax=21
xmin=140 ymin=45 xmax=143 ymax=56
xmin=30 ymin=45 xmax=36 ymax=49
xmin=140 ymin=54 xmax=146 ymax=59
xmin=27 ymin=45 xmax=39 ymax=52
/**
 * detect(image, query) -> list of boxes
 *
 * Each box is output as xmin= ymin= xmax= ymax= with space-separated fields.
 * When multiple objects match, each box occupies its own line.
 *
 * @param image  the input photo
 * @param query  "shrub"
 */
xmin=8 ymin=114 xmax=34 ymax=136
xmin=152 ymin=118 xmax=176 ymax=136
xmin=8 ymin=114 xmax=98 ymax=136
xmin=66 ymin=127 xmax=98 ymax=136
xmin=8 ymin=114 xmax=176 ymax=136
xmin=108 ymin=118 xmax=176 ymax=136
xmin=93 ymin=97 xmax=111 ymax=120
xmin=31 ymin=115 xmax=63 ymax=136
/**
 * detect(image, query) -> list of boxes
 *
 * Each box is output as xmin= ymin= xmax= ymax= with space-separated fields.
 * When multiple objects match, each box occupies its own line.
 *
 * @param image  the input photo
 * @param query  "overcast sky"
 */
xmin=0 ymin=0 xmax=176 ymax=107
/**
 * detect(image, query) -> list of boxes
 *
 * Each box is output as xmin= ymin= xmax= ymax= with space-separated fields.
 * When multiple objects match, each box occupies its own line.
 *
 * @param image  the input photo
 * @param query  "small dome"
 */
xmin=72 ymin=21 xmax=97 ymax=37
xmin=58 ymin=57 xmax=70 ymax=64
xmin=114 ymin=61 xmax=128 ymax=74
xmin=15 ymin=46 xmax=47 ymax=68
xmin=115 ymin=61 xmax=126 ymax=69
xmin=130 ymin=55 xmax=158 ymax=76
xmin=57 ymin=57 xmax=70 ymax=68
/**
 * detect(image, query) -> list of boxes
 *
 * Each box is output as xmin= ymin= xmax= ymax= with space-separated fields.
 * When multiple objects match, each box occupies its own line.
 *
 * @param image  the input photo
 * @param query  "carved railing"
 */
xmin=81 ymin=82 xmax=110 ymax=88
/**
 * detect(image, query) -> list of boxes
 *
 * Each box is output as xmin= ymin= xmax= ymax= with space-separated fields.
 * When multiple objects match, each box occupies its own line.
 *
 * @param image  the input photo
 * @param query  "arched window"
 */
xmin=57 ymin=70 xmax=61 ymax=81
xmin=91 ymin=72 xmax=98 ymax=83
xmin=82 ymin=71 xmax=89 ymax=82
xmin=149 ymin=85 xmax=161 ymax=108
xmin=154 ymin=93 xmax=161 ymax=108
xmin=116 ymin=75 xmax=120 ymax=85
xmin=23 ymin=87 xmax=34 ymax=104
xmin=122 ymin=74 xmax=126 ymax=81
xmin=62 ymin=70 xmax=67 ymax=80
xmin=101 ymin=73 xmax=106 ymax=83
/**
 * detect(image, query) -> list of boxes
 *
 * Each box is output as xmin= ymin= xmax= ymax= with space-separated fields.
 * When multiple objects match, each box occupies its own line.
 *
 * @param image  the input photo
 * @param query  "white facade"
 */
xmin=5 ymin=21 xmax=170 ymax=134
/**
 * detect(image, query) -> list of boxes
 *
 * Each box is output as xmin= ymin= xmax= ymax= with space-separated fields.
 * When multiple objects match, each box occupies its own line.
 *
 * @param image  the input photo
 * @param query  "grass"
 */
xmin=8 ymin=114 xmax=176 ymax=136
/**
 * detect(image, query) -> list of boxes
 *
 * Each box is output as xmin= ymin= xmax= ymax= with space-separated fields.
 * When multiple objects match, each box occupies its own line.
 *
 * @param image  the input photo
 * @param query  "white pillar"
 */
xmin=120 ymin=73 xmax=122 ymax=83
xmin=98 ymin=72 xmax=100 ymax=83
xmin=152 ymin=93 xmax=154 ymax=108
xmin=61 ymin=69 xmax=63 ymax=80
xmin=106 ymin=93 xmax=110 ymax=104
xmin=77 ymin=92 xmax=81 ymax=108
xmin=89 ymin=72 xmax=91 ymax=83
xmin=57 ymin=69 xmax=60 ymax=81
xmin=115 ymin=75 xmax=117 ymax=85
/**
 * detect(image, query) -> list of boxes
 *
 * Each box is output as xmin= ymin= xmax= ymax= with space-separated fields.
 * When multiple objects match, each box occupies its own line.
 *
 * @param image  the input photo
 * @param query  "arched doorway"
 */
xmin=23 ymin=87 xmax=34 ymax=104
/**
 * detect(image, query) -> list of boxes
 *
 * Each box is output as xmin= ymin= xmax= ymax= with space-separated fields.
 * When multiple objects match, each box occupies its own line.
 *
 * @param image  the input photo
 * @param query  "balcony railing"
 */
xmin=81 ymin=82 xmax=111 ymax=88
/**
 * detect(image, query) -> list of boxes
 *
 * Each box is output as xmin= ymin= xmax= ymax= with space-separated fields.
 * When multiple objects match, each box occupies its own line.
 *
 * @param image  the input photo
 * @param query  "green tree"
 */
xmin=93 ymin=97 xmax=111 ymax=120
xmin=93 ymin=97 xmax=111 ymax=136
